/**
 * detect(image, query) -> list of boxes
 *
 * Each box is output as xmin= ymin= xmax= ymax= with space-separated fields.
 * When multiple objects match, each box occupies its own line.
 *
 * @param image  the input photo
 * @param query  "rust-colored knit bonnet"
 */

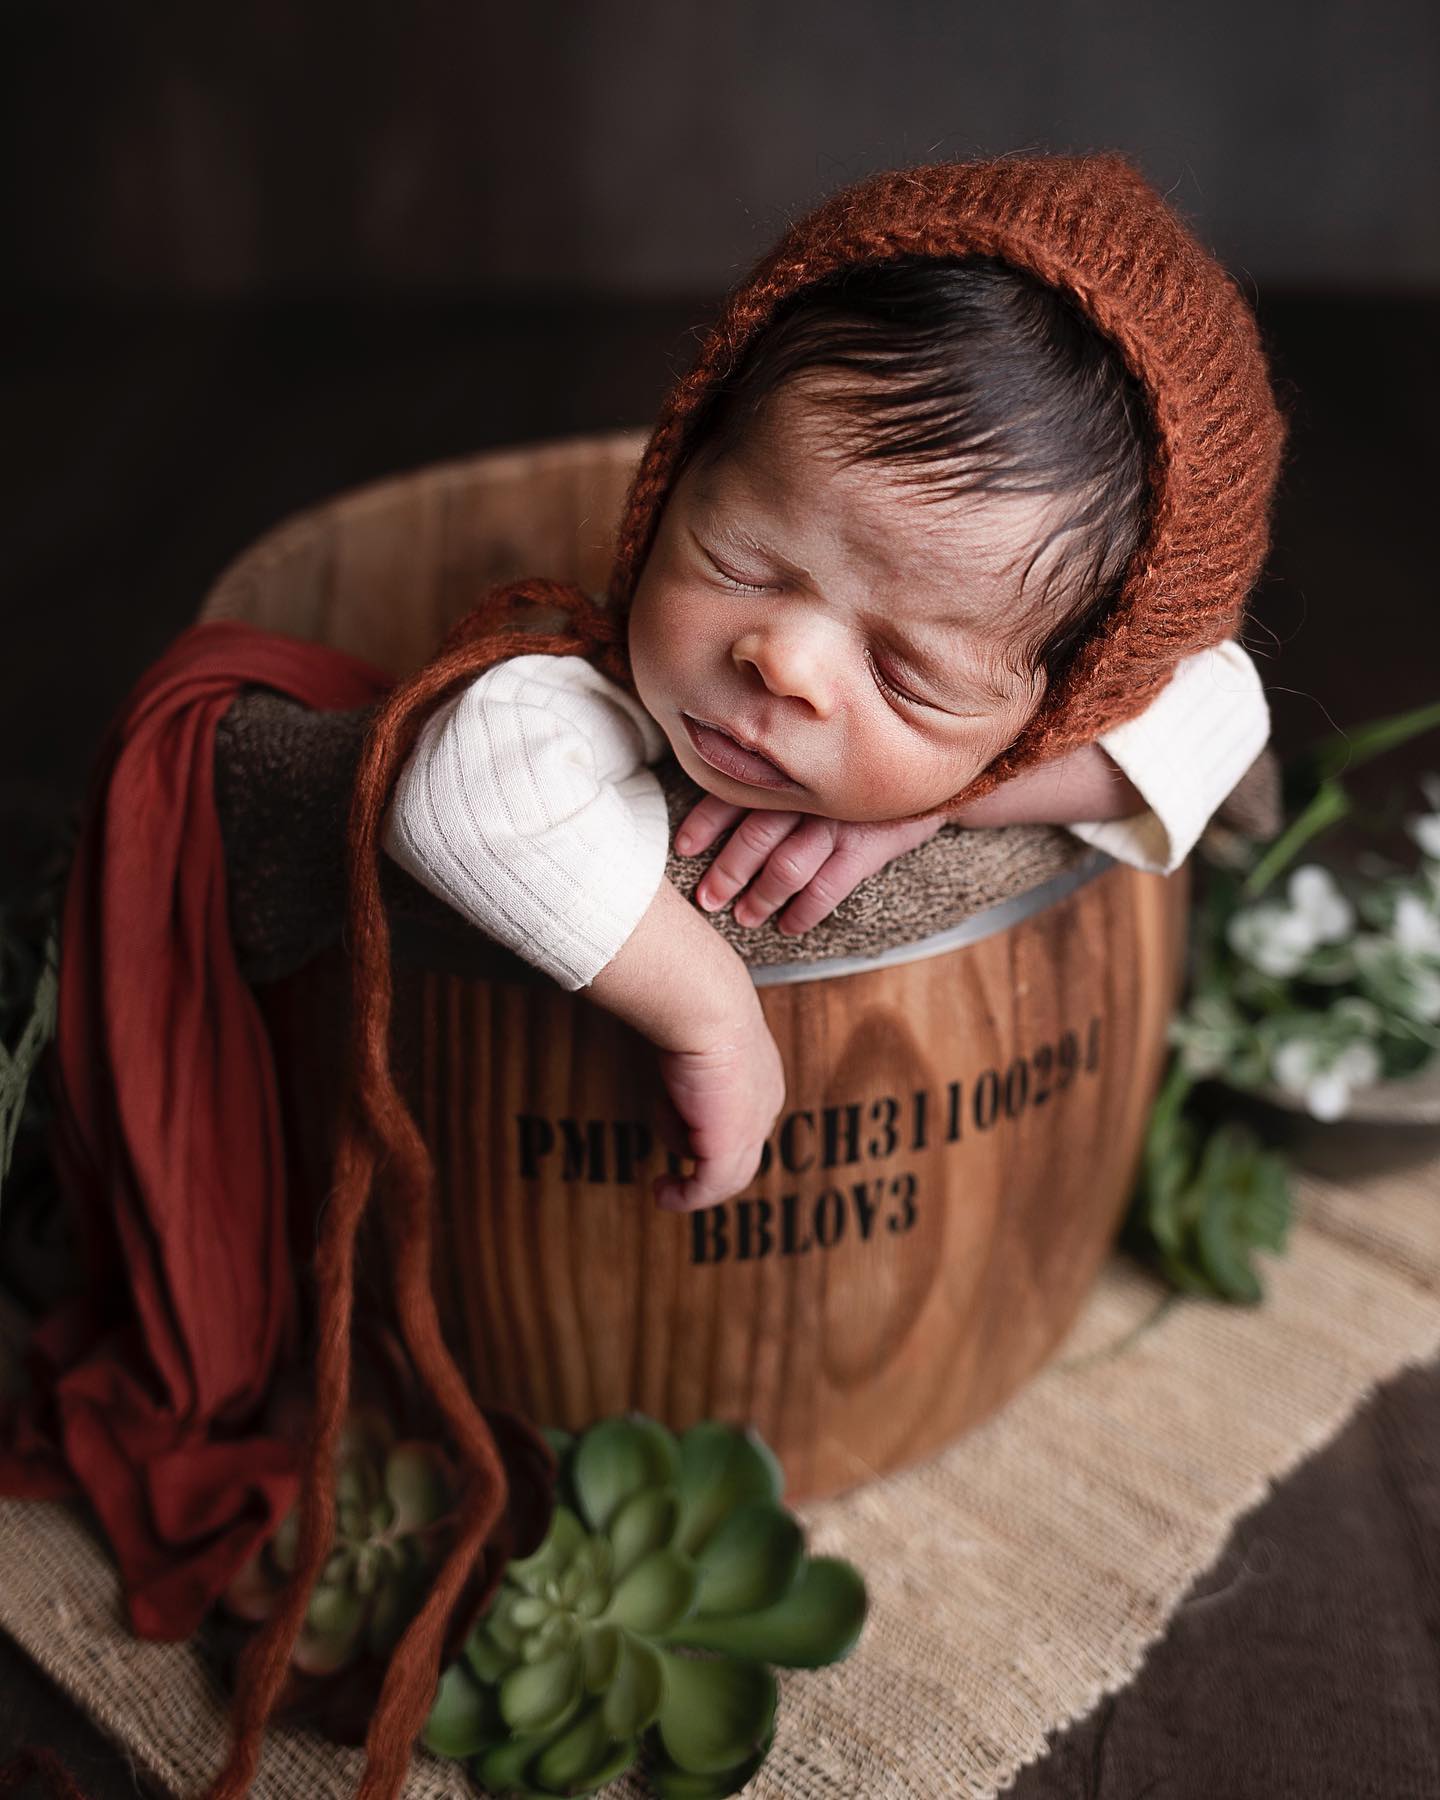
xmin=608 ymin=150 xmax=1287 ymax=806
xmin=210 ymin=151 xmax=1286 ymax=1800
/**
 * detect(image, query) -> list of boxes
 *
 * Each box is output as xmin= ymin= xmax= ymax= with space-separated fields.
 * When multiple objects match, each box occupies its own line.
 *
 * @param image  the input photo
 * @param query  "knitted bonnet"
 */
xmin=608 ymin=150 xmax=1288 ymax=807
xmin=210 ymin=152 xmax=1287 ymax=1800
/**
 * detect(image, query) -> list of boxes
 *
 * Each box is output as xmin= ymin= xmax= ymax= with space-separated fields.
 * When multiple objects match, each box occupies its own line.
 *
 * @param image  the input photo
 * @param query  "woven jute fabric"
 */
xmin=2 ymin=1151 xmax=1435 ymax=1799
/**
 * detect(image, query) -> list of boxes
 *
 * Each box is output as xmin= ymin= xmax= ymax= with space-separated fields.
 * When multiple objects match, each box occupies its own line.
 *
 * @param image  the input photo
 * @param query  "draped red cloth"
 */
xmin=0 ymin=621 xmax=393 ymax=1639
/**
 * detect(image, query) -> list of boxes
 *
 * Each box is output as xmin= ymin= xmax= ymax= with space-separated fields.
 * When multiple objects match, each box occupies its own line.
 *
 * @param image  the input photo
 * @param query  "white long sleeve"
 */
xmin=381 ymin=654 xmax=670 ymax=990
xmin=1067 ymin=640 xmax=1270 ymax=873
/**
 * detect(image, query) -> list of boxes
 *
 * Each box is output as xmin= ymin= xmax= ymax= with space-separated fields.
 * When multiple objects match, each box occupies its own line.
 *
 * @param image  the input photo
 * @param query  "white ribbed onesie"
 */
xmin=381 ymin=642 xmax=1268 ymax=992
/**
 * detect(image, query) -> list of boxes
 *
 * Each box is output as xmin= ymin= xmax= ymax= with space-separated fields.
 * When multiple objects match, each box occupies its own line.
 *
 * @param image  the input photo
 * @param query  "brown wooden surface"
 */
xmin=258 ymin=855 xmax=1184 ymax=1499
xmin=200 ymin=431 xmax=648 ymax=669
xmin=216 ymin=435 xmax=1188 ymax=1499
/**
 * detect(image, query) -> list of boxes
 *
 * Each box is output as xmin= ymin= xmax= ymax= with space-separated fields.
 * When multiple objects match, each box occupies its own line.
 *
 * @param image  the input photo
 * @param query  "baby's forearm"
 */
xmin=950 ymin=743 xmax=1144 ymax=829
xmin=587 ymin=876 xmax=764 ymax=1052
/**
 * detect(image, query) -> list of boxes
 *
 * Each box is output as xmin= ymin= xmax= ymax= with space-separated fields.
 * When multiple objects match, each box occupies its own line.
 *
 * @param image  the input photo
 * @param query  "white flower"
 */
xmin=1227 ymin=904 xmax=1316 ymax=978
xmin=1409 ymin=814 xmax=1440 ymax=862
xmin=1228 ymin=867 xmax=1357 ymax=978
xmin=1353 ymin=934 xmax=1440 ymax=1024
xmin=1392 ymin=892 xmax=1440 ymax=960
xmin=1408 ymin=773 xmax=1440 ymax=861
xmin=1271 ymin=1036 xmax=1382 ymax=1121
xmin=1286 ymin=865 xmax=1355 ymax=944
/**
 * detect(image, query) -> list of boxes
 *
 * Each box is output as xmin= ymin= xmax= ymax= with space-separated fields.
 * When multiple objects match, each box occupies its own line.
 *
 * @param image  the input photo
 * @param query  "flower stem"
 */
xmin=1243 ymin=780 xmax=1351 ymax=899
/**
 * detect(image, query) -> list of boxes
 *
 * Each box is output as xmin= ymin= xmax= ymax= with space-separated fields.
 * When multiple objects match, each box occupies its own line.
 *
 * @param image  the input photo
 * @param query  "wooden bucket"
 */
xmin=204 ymin=432 xmax=1187 ymax=1503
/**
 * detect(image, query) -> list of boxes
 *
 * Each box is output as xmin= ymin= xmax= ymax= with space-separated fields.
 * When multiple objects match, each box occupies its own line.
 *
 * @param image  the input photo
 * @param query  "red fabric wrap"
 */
xmin=0 ymin=621 xmax=392 ymax=1639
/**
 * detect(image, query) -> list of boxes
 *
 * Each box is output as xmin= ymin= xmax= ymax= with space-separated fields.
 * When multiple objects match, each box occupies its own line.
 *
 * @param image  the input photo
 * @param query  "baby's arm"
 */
xmin=382 ymin=653 xmax=783 ymax=1210
xmin=587 ymin=879 xmax=784 ymax=1211
xmin=946 ymin=743 xmax=1144 ymax=828
xmin=684 ymin=641 xmax=1268 ymax=931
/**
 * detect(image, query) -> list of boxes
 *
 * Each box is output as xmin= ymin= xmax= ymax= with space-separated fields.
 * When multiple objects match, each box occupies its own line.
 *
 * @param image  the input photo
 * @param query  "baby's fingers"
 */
xmin=674 ymin=795 xmax=744 ymax=857
xmin=775 ymin=843 xmax=875 ymax=935
xmin=733 ymin=816 xmax=840 ymax=926
xmin=654 ymin=1140 xmax=764 ymax=1213
xmin=694 ymin=810 xmax=803 ymax=914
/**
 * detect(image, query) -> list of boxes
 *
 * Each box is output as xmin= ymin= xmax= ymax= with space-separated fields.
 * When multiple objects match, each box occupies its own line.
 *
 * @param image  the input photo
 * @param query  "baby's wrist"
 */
xmin=587 ymin=876 xmax=764 ymax=1055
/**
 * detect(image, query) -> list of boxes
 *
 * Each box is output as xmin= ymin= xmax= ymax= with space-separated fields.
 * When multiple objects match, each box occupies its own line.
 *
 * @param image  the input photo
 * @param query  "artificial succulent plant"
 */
xmin=218 ymin=1324 xmax=555 ymax=1745
xmin=422 ymin=1415 xmax=867 ymax=1799
xmin=224 ymin=1405 xmax=461 ymax=1676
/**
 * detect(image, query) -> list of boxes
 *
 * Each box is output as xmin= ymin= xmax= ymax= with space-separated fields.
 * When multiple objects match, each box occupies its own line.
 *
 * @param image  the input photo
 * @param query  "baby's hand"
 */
xmin=676 ymin=798 xmax=944 ymax=935
xmin=653 ymin=1015 xmax=786 ymax=1212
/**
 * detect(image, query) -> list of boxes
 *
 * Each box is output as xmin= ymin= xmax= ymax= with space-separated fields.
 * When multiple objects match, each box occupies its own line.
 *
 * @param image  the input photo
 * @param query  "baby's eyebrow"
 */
xmin=890 ymin=631 xmax=1019 ymax=708
xmin=691 ymin=495 xmax=1022 ymax=706
xmin=699 ymin=513 xmax=813 ymax=580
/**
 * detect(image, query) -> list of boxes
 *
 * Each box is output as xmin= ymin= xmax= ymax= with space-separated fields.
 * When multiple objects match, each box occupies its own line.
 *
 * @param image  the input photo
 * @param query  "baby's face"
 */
xmin=628 ymin=380 xmax=1065 ymax=823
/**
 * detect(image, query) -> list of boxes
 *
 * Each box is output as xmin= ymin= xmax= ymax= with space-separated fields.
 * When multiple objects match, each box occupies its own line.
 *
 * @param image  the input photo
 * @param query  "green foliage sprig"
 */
xmin=1129 ymin=701 xmax=1440 ymax=1304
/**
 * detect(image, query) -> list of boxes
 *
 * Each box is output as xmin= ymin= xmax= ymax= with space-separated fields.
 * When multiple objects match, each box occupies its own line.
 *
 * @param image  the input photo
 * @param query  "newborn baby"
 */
xmin=382 ymin=255 xmax=1267 ymax=1214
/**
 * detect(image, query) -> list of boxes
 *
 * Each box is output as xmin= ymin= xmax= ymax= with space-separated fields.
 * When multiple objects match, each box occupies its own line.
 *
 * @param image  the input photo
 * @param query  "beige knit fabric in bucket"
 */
xmin=2 ymin=1153 xmax=1437 ymax=1799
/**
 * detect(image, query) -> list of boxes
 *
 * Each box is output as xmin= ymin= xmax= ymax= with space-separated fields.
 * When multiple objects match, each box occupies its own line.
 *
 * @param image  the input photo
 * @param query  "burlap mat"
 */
xmin=3 ymin=1153 xmax=1436 ymax=1799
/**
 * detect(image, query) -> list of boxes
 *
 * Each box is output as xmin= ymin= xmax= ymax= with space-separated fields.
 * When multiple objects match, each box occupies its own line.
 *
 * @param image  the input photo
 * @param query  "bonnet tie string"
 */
xmin=208 ymin=578 xmax=624 ymax=1800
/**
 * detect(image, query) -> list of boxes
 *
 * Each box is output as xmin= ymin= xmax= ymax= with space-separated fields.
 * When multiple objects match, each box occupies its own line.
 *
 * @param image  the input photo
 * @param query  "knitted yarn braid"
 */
xmin=607 ymin=151 xmax=1287 ymax=808
xmin=206 ymin=583 xmax=623 ymax=1800
xmin=214 ymin=153 xmax=1285 ymax=1798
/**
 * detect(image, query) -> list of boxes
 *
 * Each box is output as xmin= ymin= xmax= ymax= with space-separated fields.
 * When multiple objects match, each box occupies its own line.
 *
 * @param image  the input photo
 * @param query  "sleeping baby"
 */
xmin=380 ymin=162 xmax=1280 ymax=1216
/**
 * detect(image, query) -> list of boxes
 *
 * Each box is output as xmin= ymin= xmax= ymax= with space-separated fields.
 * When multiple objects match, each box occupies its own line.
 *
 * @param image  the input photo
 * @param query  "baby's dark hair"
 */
xmin=674 ymin=256 xmax=1154 ymax=690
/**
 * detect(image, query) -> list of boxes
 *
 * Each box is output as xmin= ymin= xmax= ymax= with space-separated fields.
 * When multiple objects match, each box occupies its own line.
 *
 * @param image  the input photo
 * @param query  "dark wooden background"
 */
xmin=2 ymin=5 xmax=1438 ymax=1795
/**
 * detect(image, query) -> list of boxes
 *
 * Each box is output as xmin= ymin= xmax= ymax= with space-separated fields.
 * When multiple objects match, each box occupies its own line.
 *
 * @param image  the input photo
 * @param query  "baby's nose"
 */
xmin=731 ymin=626 xmax=837 ymax=717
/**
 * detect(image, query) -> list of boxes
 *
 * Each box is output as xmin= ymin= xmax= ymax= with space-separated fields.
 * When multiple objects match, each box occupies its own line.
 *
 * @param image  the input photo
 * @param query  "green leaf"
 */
xmin=602 ymin=1633 xmax=665 ymax=1737
xmin=531 ymin=1700 xmax=636 ymax=1793
xmin=1195 ymin=1203 xmax=1262 ymax=1303
xmin=384 ymin=1443 xmax=454 ymax=1533
xmin=1191 ymin=1127 xmax=1289 ymax=1302
xmin=486 ymin=1591 xmax=525 ymax=1656
xmin=692 ymin=1500 xmax=803 ymax=1618
xmin=474 ymin=1728 xmax=562 ymax=1792
xmin=674 ymin=1424 xmax=783 ymax=1557
xmin=1310 ymin=698 xmax=1440 ymax=784
xmin=605 ymin=1547 xmax=699 ymax=1635
xmin=499 ymin=1645 xmax=584 ymax=1734
xmin=506 ymin=1504 xmax=587 ymax=1593
xmin=303 ymin=1580 xmax=365 ymax=1643
xmin=666 ymin=1556 xmax=868 ymax=1668
xmin=366 ymin=1548 xmax=430 ymax=1656
xmin=580 ymin=1621 xmax=621 ymax=1693
xmin=465 ymin=1625 xmax=516 ymax=1685
xmin=573 ymin=1417 xmax=680 ymax=1534
xmin=648 ymin=1731 xmax=776 ymax=1800
xmin=423 ymin=1662 xmax=498 ymax=1759
xmin=609 ymin=1485 xmax=680 ymax=1580
xmin=542 ymin=1426 xmax=576 ymax=1462
xmin=655 ymin=1653 xmax=777 ymax=1776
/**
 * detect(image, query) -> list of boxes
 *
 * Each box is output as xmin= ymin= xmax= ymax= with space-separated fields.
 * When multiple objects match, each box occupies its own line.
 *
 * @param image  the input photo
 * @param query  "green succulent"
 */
xmin=225 ymin=1406 xmax=460 ymax=1675
xmin=423 ymin=1416 xmax=867 ymax=1799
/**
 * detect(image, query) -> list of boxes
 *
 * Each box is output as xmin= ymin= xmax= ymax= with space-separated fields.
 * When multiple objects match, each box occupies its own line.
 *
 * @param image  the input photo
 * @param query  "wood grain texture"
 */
xmin=213 ymin=433 xmax=1187 ymax=1500
xmin=256 ymin=859 xmax=1185 ymax=1502
xmin=200 ymin=431 xmax=649 ymax=670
